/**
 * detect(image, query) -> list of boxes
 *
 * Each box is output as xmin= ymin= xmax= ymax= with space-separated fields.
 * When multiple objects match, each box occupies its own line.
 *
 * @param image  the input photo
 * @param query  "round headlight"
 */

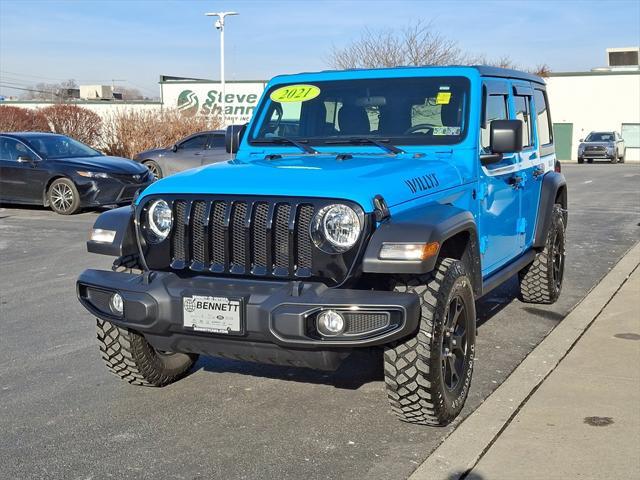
xmin=147 ymin=199 xmax=173 ymax=242
xmin=312 ymin=204 xmax=361 ymax=253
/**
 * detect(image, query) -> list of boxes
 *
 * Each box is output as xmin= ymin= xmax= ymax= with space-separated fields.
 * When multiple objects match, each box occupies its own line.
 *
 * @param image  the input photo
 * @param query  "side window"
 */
xmin=481 ymin=94 xmax=508 ymax=151
xmin=179 ymin=135 xmax=208 ymax=150
xmin=533 ymin=90 xmax=552 ymax=145
xmin=513 ymin=95 xmax=533 ymax=148
xmin=0 ymin=137 xmax=28 ymax=161
xmin=209 ymin=135 xmax=225 ymax=148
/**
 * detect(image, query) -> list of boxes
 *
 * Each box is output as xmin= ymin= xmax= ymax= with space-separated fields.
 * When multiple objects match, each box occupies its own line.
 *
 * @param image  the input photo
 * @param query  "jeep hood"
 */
xmin=138 ymin=153 xmax=463 ymax=211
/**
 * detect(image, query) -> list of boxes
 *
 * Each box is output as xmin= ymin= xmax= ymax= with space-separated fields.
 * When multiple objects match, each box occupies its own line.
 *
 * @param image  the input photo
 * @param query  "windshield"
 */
xmin=25 ymin=135 xmax=102 ymax=159
xmin=585 ymin=132 xmax=614 ymax=142
xmin=249 ymin=76 xmax=469 ymax=147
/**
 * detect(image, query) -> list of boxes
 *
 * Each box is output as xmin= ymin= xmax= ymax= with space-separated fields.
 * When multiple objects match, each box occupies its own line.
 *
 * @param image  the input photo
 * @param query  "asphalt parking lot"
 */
xmin=1 ymin=163 xmax=638 ymax=480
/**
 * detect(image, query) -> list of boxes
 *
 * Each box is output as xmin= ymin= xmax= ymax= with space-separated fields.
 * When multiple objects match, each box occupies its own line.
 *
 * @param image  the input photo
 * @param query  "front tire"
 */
xmin=620 ymin=150 xmax=626 ymax=163
xmin=48 ymin=178 xmax=80 ymax=215
xmin=384 ymin=259 xmax=476 ymax=426
xmin=577 ymin=157 xmax=584 ymax=164
xmin=518 ymin=204 xmax=566 ymax=304
xmin=610 ymin=151 xmax=618 ymax=163
xmin=96 ymin=319 xmax=198 ymax=386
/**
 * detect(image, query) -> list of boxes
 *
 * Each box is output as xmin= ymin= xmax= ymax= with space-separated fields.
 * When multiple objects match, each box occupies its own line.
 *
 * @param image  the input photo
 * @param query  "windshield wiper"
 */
xmin=323 ymin=137 xmax=405 ymax=155
xmin=252 ymin=136 xmax=318 ymax=154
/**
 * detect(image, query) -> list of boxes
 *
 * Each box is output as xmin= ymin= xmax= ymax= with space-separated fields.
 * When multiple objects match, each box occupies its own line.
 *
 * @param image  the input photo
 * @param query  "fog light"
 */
xmin=109 ymin=292 xmax=124 ymax=315
xmin=317 ymin=309 xmax=345 ymax=336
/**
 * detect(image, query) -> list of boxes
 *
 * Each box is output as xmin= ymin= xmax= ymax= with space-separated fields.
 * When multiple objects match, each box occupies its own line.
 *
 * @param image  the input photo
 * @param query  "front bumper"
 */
xmin=76 ymin=178 xmax=151 ymax=207
xmin=77 ymin=269 xmax=421 ymax=370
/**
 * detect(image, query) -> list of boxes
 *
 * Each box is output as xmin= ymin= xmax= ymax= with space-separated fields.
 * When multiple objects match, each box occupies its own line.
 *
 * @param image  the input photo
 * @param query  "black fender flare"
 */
xmin=362 ymin=203 xmax=481 ymax=294
xmin=87 ymin=206 xmax=138 ymax=257
xmin=533 ymin=171 xmax=567 ymax=248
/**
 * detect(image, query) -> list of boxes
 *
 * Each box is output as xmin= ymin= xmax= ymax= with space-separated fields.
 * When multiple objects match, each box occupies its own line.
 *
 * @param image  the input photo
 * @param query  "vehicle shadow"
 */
xmin=0 ymin=202 xmax=111 ymax=215
xmin=194 ymin=276 xmax=534 ymax=390
xmin=195 ymin=347 xmax=384 ymax=390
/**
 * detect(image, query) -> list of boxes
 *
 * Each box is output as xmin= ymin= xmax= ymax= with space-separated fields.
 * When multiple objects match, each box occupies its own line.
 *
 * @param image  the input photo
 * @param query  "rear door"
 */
xmin=478 ymin=80 xmax=522 ymax=276
xmin=511 ymin=82 xmax=548 ymax=251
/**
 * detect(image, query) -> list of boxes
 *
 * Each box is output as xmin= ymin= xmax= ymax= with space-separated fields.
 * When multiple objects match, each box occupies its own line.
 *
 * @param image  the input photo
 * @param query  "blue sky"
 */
xmin=1 ymin=0 xmax=639 ymax=98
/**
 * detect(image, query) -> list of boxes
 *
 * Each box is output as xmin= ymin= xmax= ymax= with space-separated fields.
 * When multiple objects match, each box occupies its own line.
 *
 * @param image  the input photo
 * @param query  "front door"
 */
xmin=169 ymin=133 xmax=210 ymax=175
xmin=478 ymin=81 xmax=522 ymax=277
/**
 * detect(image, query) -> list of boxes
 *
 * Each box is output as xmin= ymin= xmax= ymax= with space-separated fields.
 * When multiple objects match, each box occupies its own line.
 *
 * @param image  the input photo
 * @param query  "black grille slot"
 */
xmin=252 ymin=203 xmax=269 ymax=268
xmin=156 ymin=198 xmax=324 ymax=278
xmin=172 ymin=200 xmax=187 ymax=262
xmin=210 ymin=201 xmax=226 ymax=266
xmin=343 ymin=312 xmax=390 ymax=334
xmin=296 ymin=204 xmax=314 ymax=269
xmin=231 ymin=202 xmax=248 ymax=269
xmin=273 ymin=204 xmax=291 ymax=270
xmin=191 ymin=201 xmax=207 ymax=264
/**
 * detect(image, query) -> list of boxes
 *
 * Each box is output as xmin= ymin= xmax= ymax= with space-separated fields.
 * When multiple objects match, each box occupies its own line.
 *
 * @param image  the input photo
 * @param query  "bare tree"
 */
xmin=21 ymin=78 xmax=78 ymax=100
xmin=328 ymin=20 xmax=551 ymax=76
xmin=329 ymin=21 xmax=464 ymax=69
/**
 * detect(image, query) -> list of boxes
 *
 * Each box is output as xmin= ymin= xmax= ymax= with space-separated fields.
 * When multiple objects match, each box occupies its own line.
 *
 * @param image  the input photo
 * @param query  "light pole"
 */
xmin=205 ymin=11 xmax=238 ymax=126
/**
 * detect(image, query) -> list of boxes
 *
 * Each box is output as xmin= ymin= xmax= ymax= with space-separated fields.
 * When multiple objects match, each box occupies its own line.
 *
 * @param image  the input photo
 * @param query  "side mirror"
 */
xmin=579 ymin=138 xmax=584 ymax=142
xmin=481 ymin=120 xmax=523 ymax=166
xmin=225 ymin=124 xmax=247 ymax=154
xmin=171 ymin=143 xmax=179 ymax=152
xmin=17 ymin=155 xmax=34 ymax=164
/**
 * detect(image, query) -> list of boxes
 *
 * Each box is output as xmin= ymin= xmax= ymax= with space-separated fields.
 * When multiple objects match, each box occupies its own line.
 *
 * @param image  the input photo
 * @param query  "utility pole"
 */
xmin=204 ymin=11 xmax=238 ymax=126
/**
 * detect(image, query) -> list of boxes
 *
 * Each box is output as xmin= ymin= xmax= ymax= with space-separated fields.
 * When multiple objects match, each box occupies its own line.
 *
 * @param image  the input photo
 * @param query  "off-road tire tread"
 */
xmin=384 ymin=258 xmax=471 ymax=426
xmin=518 ymin=204 xmax=565 ymax=304
xmin=96 ymin=319 xmax=195 ymax=387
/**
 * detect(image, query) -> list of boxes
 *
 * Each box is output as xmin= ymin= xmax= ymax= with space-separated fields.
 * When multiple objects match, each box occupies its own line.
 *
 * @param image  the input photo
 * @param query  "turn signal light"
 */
xmin=379 ymin=242 xmax=440 ymax=261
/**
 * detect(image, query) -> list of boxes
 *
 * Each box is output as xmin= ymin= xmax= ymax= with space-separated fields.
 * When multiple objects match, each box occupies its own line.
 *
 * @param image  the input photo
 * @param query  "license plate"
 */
xmin=182 ymin=295 xmax=243 ymax=335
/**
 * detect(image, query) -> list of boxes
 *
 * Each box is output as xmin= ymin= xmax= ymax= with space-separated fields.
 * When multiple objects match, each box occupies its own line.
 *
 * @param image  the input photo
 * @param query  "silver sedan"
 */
xmin=134 ymin=130 xmax=232 ymax=179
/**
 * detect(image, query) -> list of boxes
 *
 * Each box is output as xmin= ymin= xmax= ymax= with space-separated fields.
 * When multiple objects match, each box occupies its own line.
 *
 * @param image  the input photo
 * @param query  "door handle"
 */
xmin=508 ymin=175 xmax=523 ymax=188
xmin=533 ymin=167 xmax=545 ymax=178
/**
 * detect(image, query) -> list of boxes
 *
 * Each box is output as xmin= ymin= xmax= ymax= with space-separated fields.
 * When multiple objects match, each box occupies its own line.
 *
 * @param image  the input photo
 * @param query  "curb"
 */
xmin=408 ymin=241 xmax=640 ymax=480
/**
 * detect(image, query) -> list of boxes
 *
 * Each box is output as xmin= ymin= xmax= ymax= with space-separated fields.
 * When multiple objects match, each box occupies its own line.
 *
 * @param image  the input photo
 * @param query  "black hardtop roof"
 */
xmin=471 ymin=66 xmax=546 ymax=85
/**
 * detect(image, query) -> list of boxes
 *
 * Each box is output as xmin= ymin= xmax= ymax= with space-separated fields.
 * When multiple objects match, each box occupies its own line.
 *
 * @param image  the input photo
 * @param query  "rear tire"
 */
xmin=48 ymin=178 xmax=80 ymax=215
xmin=96 ymin=319 xmax=198 ymax=386
xmin=384 ymin=259 xmax=476 ymax=426
xmin=518 ymin=204 xmax=566 ymax=304
xmin=143 ymin=160 xmax=163 ymax=180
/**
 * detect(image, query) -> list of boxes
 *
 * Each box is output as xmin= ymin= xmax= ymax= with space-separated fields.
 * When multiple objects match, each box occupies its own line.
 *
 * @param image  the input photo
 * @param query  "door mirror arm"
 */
xmin=480 ymin=152 xmax=503 ymax=166
xmin=171 ymin=143 xmax=179 ymax=152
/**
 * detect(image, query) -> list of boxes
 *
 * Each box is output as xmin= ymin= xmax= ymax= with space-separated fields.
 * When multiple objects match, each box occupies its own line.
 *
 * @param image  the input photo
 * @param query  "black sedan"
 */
xmin=0 ymin=132 xmax=152 ymax=215
xmin=133 ymin=130 xmax=230 ymax=179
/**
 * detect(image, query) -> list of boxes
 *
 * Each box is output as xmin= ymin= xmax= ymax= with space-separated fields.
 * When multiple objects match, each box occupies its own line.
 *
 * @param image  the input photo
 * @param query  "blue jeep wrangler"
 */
xmin=77 ymin=66 xmax=567 ymax=426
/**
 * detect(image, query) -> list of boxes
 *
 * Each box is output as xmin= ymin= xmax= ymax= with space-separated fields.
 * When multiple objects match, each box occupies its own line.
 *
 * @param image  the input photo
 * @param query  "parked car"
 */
xmin=577 ymin=131 xmax=625 ymax=163
xmin=0 ymin=132 xmax=152 ymax=215
xmin=78 ymin=66 xmax=567 ymax=427
xmin=133 ymin=130 xmax=230 ymax=179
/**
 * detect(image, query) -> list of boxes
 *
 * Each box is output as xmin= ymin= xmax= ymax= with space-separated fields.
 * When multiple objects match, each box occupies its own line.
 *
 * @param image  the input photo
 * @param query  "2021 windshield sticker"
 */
xmin=270 ymin=84 xmax=321 ymax=103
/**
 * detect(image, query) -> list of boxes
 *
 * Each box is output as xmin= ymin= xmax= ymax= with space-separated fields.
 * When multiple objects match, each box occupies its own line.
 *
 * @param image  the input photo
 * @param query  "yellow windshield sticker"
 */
xmin=436 ymin=92 xmax=452 ymax=105
xmin=270 ymin=84 xmax=321 ymax=103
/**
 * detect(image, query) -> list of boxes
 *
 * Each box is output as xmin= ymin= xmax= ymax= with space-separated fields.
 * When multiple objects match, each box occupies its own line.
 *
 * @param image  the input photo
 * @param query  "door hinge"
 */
xmin=480 ymin=236 xmax=488 ymax=255
xmin=478 ymin=183 xmax=488 ymax=201
xmin=517 ymin=218 xmax=527 ymax=234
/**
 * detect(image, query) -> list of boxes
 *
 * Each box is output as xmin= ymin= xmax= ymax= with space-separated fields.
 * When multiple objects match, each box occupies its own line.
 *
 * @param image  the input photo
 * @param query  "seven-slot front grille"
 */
xmin=168 ymin=199 xmax=316 ymax=277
